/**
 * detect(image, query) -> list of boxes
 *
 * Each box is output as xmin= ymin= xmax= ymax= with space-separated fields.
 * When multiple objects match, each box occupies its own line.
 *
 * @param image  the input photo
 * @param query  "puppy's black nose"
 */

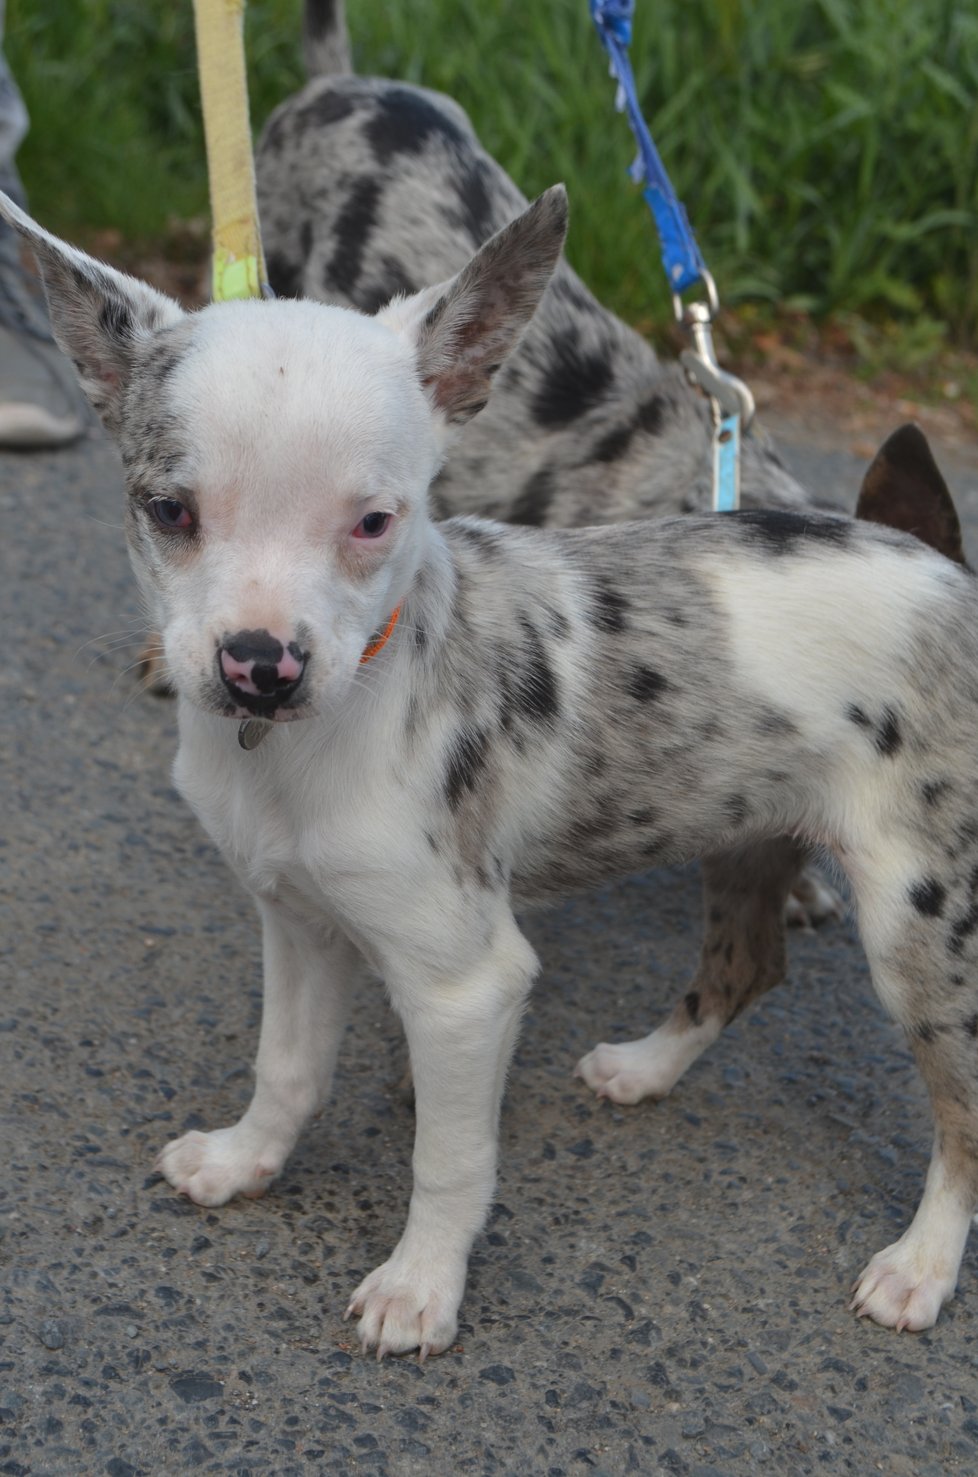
xmin=218 ymin=628 xmax=308 ymax=711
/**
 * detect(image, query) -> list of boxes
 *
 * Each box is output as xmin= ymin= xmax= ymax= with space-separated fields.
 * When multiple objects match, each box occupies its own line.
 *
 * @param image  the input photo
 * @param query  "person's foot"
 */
xmin=0 ymin=243 xmax=86 ymax=449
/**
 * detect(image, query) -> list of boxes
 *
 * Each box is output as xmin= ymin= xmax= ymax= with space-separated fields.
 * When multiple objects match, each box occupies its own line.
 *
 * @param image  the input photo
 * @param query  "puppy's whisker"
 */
xmin=74 ymin=625 xmax=151 ymax=659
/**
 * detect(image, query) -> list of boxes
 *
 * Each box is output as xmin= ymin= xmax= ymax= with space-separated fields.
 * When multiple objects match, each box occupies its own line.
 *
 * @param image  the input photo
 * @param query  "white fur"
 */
xmin=6 ymin=182 xmax=976 ymax=1356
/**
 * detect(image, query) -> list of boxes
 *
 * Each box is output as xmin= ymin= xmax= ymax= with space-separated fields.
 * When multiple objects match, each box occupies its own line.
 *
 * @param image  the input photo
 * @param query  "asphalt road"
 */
xmin=3 ymin=419 xmax=978 ymax=1477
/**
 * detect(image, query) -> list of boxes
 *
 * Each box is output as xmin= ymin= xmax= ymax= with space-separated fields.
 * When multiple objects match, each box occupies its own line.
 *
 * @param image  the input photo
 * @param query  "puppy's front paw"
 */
xmin=155 ymin=1125 xmax=284 ymax=1207
xmin=575 ymin=1039 xmax=673 ymax=1105
xmin=346 ymin=1249 xmax=465 ymax=1360
xmin=850 ymin=1241 xmax=956 ymax=1331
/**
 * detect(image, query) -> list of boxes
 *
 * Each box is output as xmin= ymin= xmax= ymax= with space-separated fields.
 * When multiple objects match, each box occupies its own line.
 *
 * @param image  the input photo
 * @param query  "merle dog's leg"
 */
xmin=848 ymin=848 xmax=978 ymax=1329
xmin=156 ymin=900 xmax=362 ymax=1205
xmin=347 ymin=910 xmax=539 ymax=1358
xmin=577 ymin=838 xmax=806 ymax=1104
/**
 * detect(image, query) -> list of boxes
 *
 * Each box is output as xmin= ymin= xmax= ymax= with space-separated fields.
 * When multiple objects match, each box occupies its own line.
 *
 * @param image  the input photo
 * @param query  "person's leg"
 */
xmin=0 ymin=1 xmax=85 ymax=449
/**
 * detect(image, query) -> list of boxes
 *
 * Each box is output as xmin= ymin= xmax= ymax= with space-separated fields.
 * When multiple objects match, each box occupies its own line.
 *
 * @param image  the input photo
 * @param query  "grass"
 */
xmin=6 ymin=0 xmax=978 ymax=340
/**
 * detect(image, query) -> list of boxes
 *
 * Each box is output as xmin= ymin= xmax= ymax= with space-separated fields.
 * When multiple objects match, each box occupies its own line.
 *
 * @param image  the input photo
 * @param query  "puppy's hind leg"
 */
xmin=848 ymin=852 xmax=978 ymax=1330
xmin=577 ymin=838 xmax=804 ymax=1104
xmin=156 ymin=899 xmax=362 ymax=1206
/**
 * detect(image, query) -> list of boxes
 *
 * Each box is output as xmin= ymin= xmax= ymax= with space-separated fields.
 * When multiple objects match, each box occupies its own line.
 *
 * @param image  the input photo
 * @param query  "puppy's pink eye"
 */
xmin=150 ymin=497 xmax=195 ymax=533
xmin=353 ymin=511 xmax=391 ymax=540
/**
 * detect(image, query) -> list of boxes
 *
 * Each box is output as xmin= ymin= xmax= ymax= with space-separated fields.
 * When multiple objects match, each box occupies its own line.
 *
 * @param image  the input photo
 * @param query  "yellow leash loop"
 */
xmin=192 ymin=0 xmax=269 ymax=303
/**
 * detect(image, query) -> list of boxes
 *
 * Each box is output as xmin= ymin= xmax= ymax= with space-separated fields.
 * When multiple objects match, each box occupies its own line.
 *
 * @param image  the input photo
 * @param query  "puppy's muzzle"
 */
xmin=218 ymin=628 xmax=309 ymax=715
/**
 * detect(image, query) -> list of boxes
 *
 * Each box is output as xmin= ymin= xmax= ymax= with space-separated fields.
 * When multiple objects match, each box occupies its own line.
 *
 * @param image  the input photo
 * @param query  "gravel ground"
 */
xmin=3 ymin=423 xmax=978 ymax=1476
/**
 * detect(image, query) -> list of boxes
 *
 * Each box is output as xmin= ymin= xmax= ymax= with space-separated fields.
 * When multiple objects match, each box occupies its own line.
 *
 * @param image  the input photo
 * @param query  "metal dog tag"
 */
xmin=238 ymin=718 xmax=271 ymax=751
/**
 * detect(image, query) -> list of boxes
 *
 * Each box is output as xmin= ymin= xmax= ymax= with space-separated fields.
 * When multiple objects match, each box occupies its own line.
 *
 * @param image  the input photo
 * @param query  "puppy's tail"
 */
xmin=857 ymin=423 xmax=968 ymax=567
xmin=303 ymin=0 xmax=352 ymax=77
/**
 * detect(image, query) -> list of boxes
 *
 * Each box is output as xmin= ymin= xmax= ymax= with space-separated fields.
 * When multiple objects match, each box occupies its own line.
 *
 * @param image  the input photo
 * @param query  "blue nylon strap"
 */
xmin=714 ymin=414 xmax=741 ymax=512
xmin=590 ymin=0 xmax=707 ymax=296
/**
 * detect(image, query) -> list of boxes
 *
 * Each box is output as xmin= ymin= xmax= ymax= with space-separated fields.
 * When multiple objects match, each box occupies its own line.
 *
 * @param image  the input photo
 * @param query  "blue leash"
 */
xmin=589 ymin=0 xmax=754 ymax=511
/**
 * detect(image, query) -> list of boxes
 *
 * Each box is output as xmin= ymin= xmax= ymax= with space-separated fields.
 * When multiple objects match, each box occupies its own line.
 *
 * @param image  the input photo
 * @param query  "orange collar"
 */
xmin=360 ymin=605 xmax=402 ymax=665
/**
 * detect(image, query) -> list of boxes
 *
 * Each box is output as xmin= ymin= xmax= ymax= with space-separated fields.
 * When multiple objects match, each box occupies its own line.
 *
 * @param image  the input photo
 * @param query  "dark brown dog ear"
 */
xmin=856 ymin=423 xmax=966 ymax=566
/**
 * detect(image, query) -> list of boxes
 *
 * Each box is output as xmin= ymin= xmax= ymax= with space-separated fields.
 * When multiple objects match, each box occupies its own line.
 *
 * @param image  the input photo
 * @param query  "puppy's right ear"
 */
xmin=0 ymin=191 xmax=186 ymax=435
xmin=378 ymin=185 xmax=568 ymax=426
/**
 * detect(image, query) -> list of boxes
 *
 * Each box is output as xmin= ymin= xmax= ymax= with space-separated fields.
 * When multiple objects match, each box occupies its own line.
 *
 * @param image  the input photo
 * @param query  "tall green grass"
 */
xmin=6 ymin=0 xmax=978 ymax=338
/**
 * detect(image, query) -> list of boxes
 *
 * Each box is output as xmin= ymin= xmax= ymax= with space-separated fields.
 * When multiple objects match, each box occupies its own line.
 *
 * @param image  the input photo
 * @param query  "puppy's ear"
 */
xmin=0 ymin=190 xmax=185 ymax=435
xmin=856 ymin=423 xmax=967 ymax=567
xmin=379 ymin=185 xmax=568 ymax=424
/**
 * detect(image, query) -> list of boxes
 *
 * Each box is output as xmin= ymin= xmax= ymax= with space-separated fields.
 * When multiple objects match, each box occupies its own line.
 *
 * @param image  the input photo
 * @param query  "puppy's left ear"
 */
xmin=380 ymin=184 xmax=568 ymax=424
xmin=0 ymin=190 xmax=186 ymax=435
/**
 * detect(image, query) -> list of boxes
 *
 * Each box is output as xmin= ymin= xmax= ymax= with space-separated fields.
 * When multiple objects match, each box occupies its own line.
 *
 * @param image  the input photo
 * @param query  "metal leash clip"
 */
xmin=674 ymin=272 xmax=755 ymax=513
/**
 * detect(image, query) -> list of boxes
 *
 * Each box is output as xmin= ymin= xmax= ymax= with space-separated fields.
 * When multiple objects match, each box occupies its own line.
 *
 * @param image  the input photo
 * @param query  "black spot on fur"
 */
xmin=595 ymin=393 xmax=668 ymax=460
xmin=964 ymin=1014 xmax=978 ymax=1037
xmin=846 ymin=702 xmax=903 ymax=756
xmin=949 ymin=903 xmax=978 ymax=955
xmin=444 ymin=726 xmax=489 ymax=811
xmin=922 ymin=779 xmax=951 ymax=806
xmin=685 ymin=992 xmax=702 ymax=1026
xmin=99 ymin=296 xmax=134 ymax=343
xmin=913 ymin=1022 xmax=936 ymax=1044
xmin=589 ymin=579 xmax=629 ymax=633
xmin=457 ymin=522 xmax=502 ymax=554
xmin=875 ymin=707 xmax=902 ymax=756
xmin=910 ymin=879 xmax=946 ymax=917
xmin=267 ymin=252 xmax=301 ymax=300
xmin=636 ymin=393 xmax=666 ymax=437
xmin=380 ymin=255 xmax=417 ymax=297
xmin=365 ymin=88 xmax=467 ymax=163
xmin=328 ymin=178 xmax=382 ymax=298
xmin=628 ymin=807 xmax=657 ymax=826
xmin=305 ymin=0 xmax=338 ymax=42
xmin=725 ymin=795 xmax=750 ymax=826
xmin=531 ymin=330 xmax=614 ymax=427
xmin=627 ymin=666 xmax=668 ymax=703
xmin=756 ymin=709 xmax=798 ymax=737
xmin=504 ymin=616 xmax=559 ymax=726
xmin=542 ymin=602 xmax=570 ymax=639
xmin=642 ymin=832 xmax=674 ymax=860
xmin=457 ymin=162 xmax=495 ymax=246
xmin=511 ymin=468 xmax=556 ymax=527
xmin=358 ymin=256 xmax=419 ymax=315
xmin=733 ymin=509 xmax=850 ymax=554
xmin=592 ymin=424 xmax=634 ymax=463
xmin=308 ymin=88 xmax=358 ymax=129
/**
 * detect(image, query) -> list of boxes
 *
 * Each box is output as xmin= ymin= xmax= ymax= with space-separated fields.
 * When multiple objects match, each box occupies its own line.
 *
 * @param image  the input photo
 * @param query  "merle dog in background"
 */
xmin=257 ymin=0 xmax=810 ymax=529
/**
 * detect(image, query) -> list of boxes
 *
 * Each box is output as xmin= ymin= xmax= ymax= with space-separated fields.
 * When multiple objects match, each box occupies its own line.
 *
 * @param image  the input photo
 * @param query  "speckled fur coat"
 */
xmin=3 ymin=153 xmax=978 ymax=1361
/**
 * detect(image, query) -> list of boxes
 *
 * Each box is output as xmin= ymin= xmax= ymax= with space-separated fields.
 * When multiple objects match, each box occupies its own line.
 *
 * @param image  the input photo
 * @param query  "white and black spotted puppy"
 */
xmin=5 ymin=185 xmax=978 ymax=1358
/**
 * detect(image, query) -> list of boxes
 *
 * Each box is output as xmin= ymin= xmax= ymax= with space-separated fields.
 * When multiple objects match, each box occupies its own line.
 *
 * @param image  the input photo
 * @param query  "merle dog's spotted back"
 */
xmin=256 ymin=23 xmax=808 ymax=528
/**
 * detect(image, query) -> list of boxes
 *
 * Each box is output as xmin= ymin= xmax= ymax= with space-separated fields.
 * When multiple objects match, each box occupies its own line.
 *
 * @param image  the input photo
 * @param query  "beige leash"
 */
xmin=192 ymin=0 xmax=269 ymax=303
